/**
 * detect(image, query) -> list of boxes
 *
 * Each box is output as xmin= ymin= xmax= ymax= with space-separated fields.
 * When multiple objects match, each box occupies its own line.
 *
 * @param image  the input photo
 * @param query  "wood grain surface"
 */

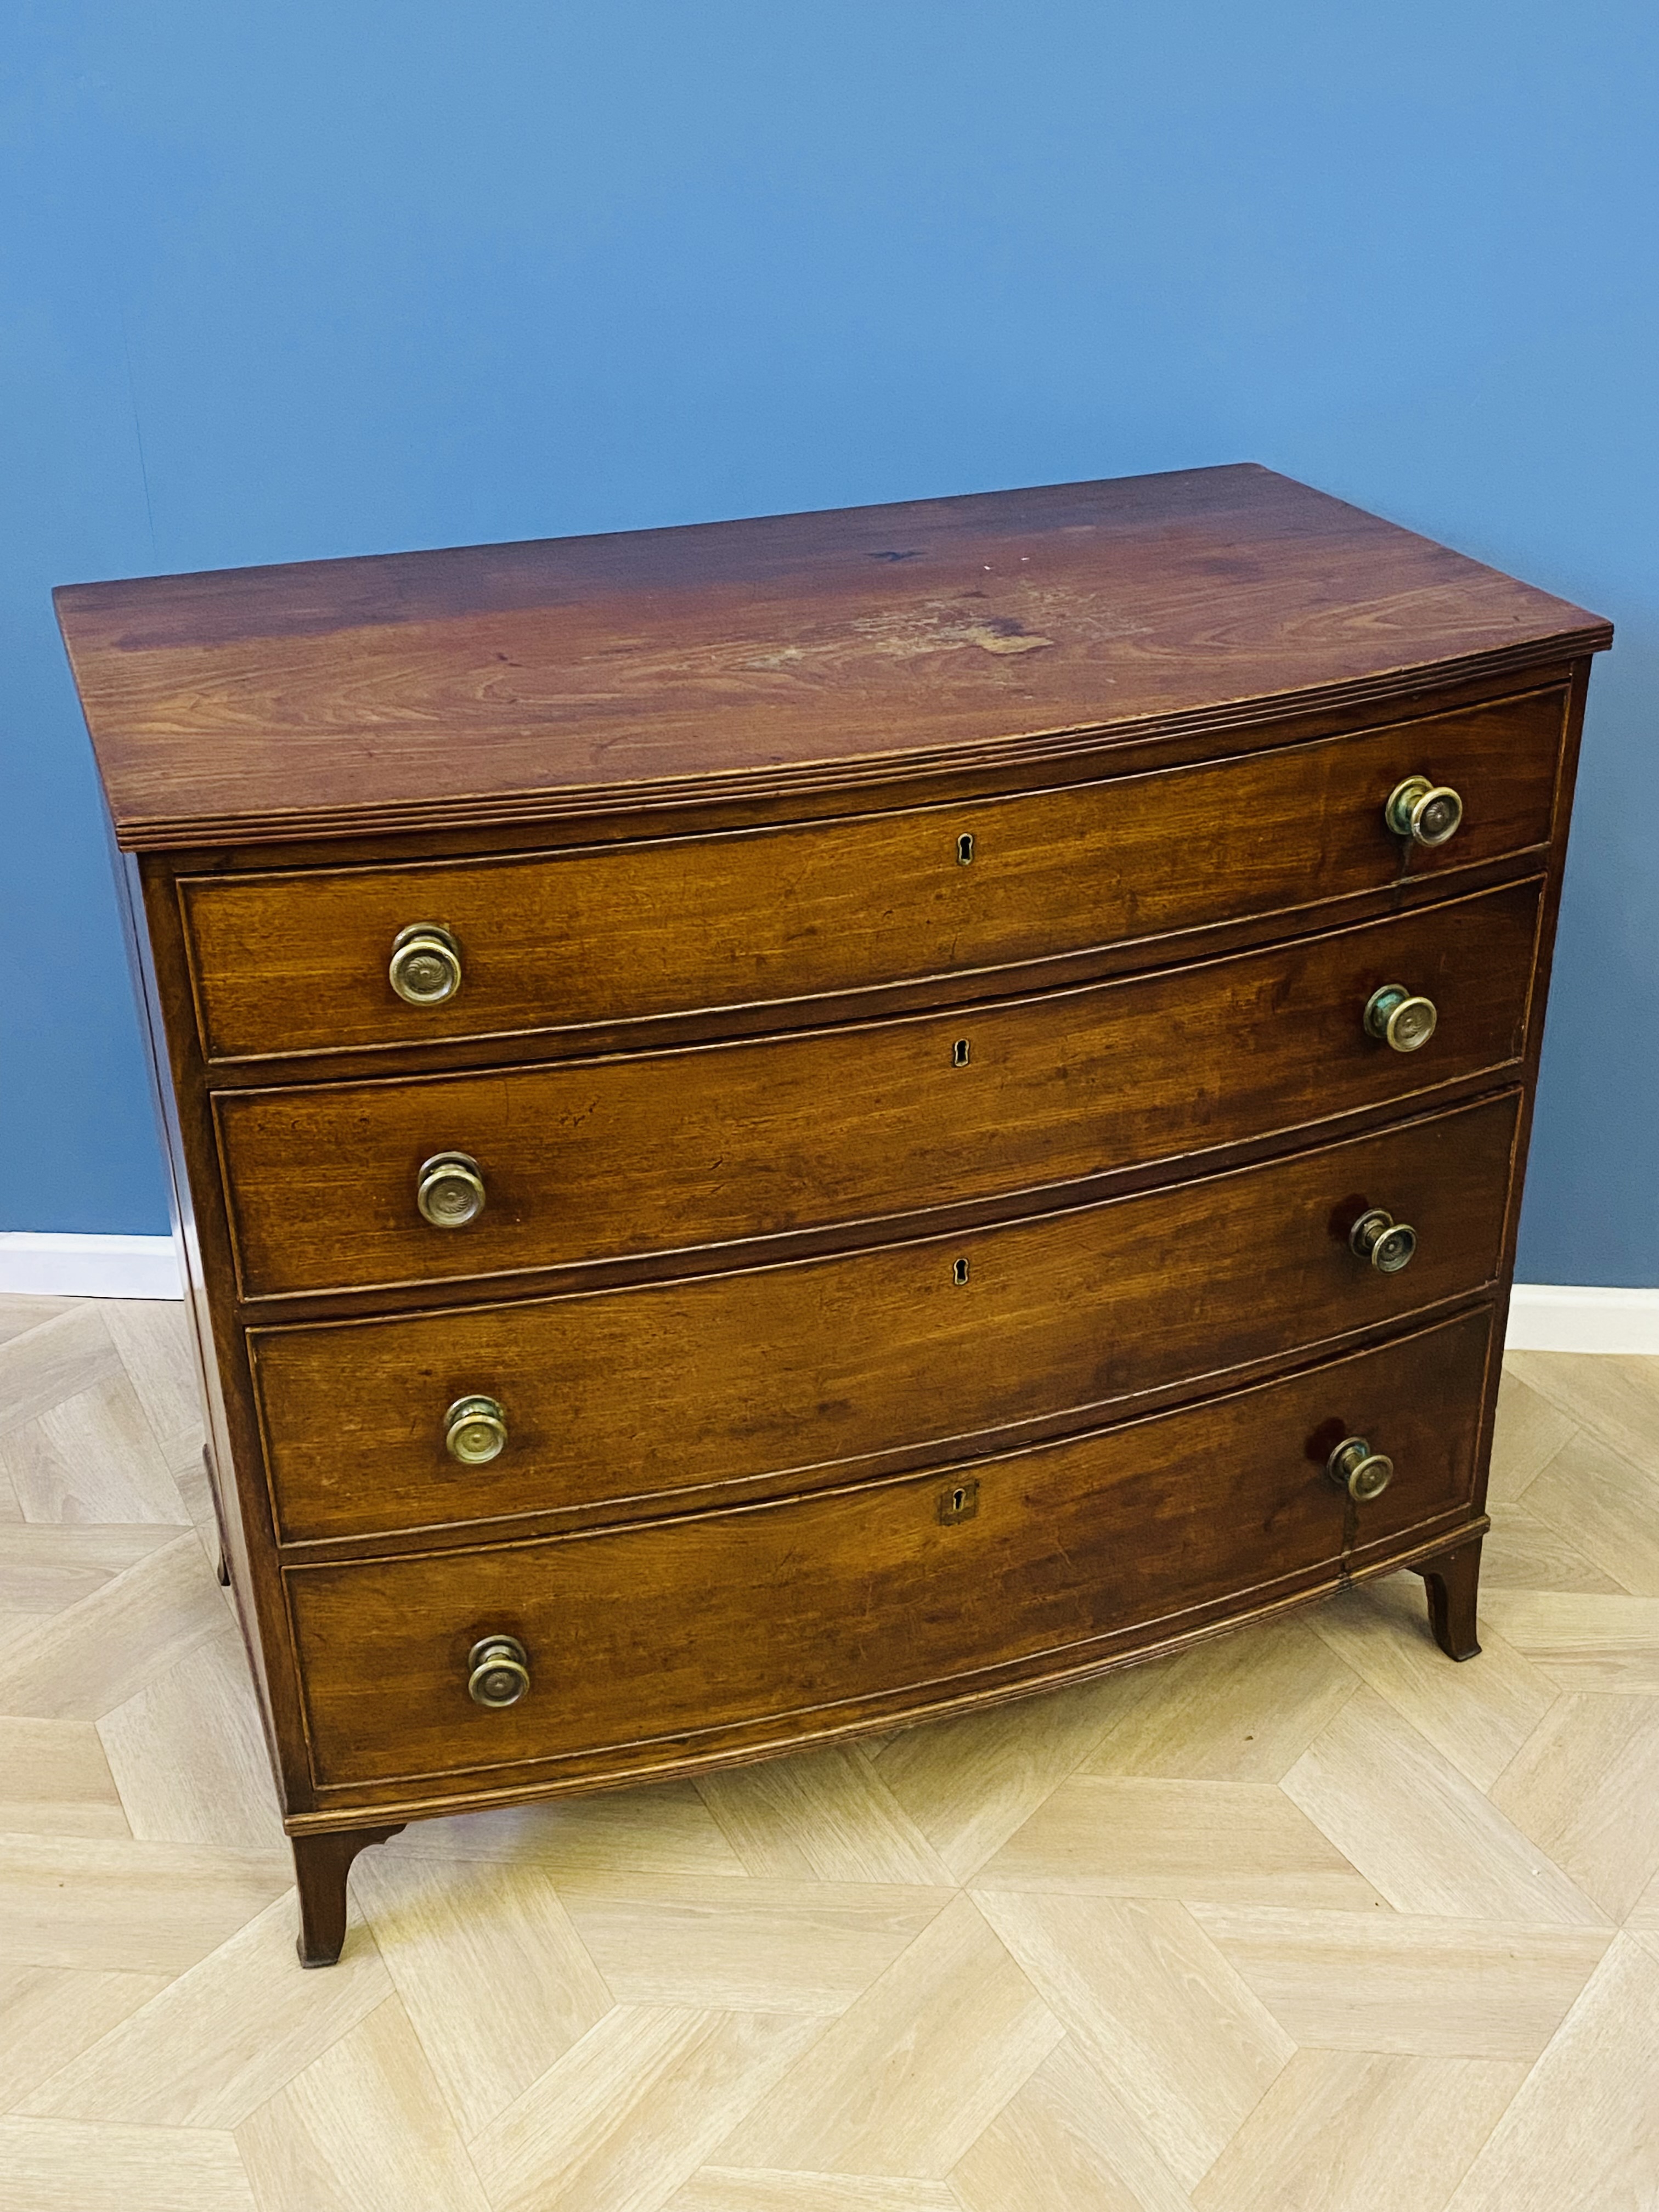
xmin=283 ymin=1311 xmax=1491 ymax=1795
xmin=179 ymin=685 xmax=1564 ymax=1064
xmin=217 ymin=880 xmax=1541 ymax=1299
xmin=250 ymin=1093 xmax=1518 ymax=1547
xmin=57 ymin=466 xmax=1610 ymax=849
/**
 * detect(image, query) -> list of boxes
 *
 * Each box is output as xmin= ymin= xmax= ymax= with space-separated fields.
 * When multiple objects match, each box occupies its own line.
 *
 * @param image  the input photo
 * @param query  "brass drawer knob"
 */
xmin=1385 ymin=776 xmax=1463 ymax=847
xmin=417 ymin=1151 xmax=486 ymax=1228
xmin=1364 ymin=983 xmax=1438 ymax=1052
xmin=1350 ymin=1208 xmax=1418 ymax=1273
xmin=390 ymin=923 xmax=462 ymax=1006
xmin=1327 ymin=1435 xmax=1394 ymax=1502
xmin=468 ymin=1635 xmax=529 ymax=1708
xmin=445 ymin=1395 xmax=507 ymax=1464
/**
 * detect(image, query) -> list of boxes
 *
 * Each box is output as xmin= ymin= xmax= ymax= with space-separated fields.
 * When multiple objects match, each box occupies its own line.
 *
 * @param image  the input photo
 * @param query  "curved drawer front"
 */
xmin=221 ymin=879 xmax=1541 ymax=1299
xmin=253 ymin=1092 xmax=1519 ymax=1543
xmin=184 ymin=687 xmax=1564 ymax=1062
xmin=287 ymin=1310 xmax=1492 ymax=1792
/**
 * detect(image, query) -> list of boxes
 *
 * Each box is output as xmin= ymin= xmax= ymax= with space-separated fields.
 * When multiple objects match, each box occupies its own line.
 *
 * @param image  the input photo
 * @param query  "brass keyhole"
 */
xmin=957 ymin=832 xmax=975 ymax=865
xmin=938 ymin=1477 xmax=979 ymax=1523
xmin=953 ymin=1257 xmax=970 ymax=1285
xmin=952 ymin=1039 xmax=970 ymax=1067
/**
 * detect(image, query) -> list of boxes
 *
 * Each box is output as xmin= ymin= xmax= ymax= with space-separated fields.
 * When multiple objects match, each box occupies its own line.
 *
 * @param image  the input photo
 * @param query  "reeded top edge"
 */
xmin=55 ymin=465 xmax=1613 ymax=851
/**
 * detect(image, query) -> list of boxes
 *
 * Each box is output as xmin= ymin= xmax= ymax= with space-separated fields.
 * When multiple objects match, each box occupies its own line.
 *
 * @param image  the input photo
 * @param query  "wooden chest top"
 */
xmin=56 ymin=464 xmax=1609 ymax=851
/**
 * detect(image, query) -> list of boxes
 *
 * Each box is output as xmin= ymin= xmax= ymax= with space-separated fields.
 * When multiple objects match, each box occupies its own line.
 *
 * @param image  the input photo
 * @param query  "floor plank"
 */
xmin=0 ymin=1716 xmax=128 ymax=1839
xmin=0 ymin=1535 xmax=230 ymax=1723
xmin=717 ymin=1894 xmax=1063 ymax=2179
xmin=1082 ymin=1613 xmax=1362 ymax=1784
xmin=0 ymin=1296 xmax=77 ymax=1351
xmin=1521 ymin=1427 xmax=1659 ymax=1596
xmin=0 ymin=2115 xmax=256 ymax=2212
xmin=695 ymin=1745 xmax=956 ymax=1886
xmin=18 ymin=1893 xmax=391 ymax=2128
xmin=473 ymin=2006 xmax=825 ymax=2212
xmin=975 ymin=1889 xmax=1293 ymax=2193
xmin=1279 ymin=1688 xmax=1606 ymax=1925
xmin=1488 ymin=1695 xmax=1659 ymax=1921
xmin=1480 ymin=1506 xmax=1629 ymax=1595
xmin=97 ymin=1630 xmax=284 ymax=1849
xmin=0 ymin=1373 xmax=189 ymax=1527
xmin=0 ymin=1834 xmax=290 ymax=1973
xmin=1481 ymin=1592 xmax=1659 ymax=1692
xmin=389 ymin=1778 xmax=748 ymax=1880
xmin=236 ymin=1994 xmax=493 ymax=2212
xmin=1504 ymin=1352 xmax=1659 ymax=1477
xmin=1484 ymin=1368 xmax=1581 ymax=1504
xmin=1191 ymin=2049 xmax=1525 ymax=2212
xmin=101 ymin=1300 xmax=205 ymax=1480
xmin=0 ymin=1968 xmax=170 ymax=2114
xmin=0 ymin=1306 xmax=124 ymax=1443
xmin=353 ymin=1847 xmax=614 ymax=2141
xmin=974 ymin=1775 xmax=1381 ymax=1909
xmin=1189 ymin=1905 xmax=1610 ymax=2057
xmin=669 ymin=2174 xmax=963 ymax=2212
xmin=0 ymin=1524 xmax=179 ymax=1616
xmin=1310 ymin=1576 xmax=1556 ymax=1789
xmin=950 ymin=2030 xmax=1193 ymax=2212
xmin=873 ymin=1676 xmax=1123 ymax=1880
xmin=557 ymin=1871 xmax=954 ymax=2015
xmin=1443 ymin=1936 xmax=1659 ymax=2211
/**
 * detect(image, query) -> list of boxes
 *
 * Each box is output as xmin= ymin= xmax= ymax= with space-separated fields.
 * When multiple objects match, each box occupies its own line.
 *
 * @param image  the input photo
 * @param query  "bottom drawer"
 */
xmin=289 ymin=1308 xmax=1492 ymax=1795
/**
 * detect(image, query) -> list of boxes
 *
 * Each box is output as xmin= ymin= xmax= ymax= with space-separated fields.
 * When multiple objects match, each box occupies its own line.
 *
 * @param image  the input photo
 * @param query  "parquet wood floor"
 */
xmin=2 ymin=1297 xmax=1656 ymax=2210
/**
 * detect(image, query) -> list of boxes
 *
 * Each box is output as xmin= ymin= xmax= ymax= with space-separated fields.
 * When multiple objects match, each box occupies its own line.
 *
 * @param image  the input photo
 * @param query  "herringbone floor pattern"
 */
xmin=2 ymin=1293 xmax=1657 ymax=2210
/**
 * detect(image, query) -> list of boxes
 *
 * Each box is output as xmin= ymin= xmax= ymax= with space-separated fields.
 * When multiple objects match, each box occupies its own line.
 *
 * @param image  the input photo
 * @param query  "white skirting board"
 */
xmin=0 ymin=1232 xmax=1656 ymax=1350
xmin=1503 ymin=1283 xmax=1659 ymax=1357
xmin=0 ymin=1233 xmax=184 ymax=1301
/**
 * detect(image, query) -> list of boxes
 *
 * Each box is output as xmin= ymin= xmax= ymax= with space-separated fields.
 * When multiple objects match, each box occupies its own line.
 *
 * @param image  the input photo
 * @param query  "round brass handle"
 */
xmin=1385 ymin=776 xmax=1464 ymax=848
xmin=1364 ymin=984 xmax=1438 ymax=1053
xmin=1349 ymin=1208 xmax=1418 ymax=1274
xmin=1336 ymin=1433 xmax=1398 ymax=1504
xmin=445 ymin=1395 xmax=507 ymax=1465
xmin=389 ymin=923 xmax=462 ymax=1007
xmin=1327 ymin=1435 xmax=1395 ymax=1502
xmin=416 ymin=1152 xmax=486 ymax=1229
xmin=467 ymin=1635 xmax=529 ymax=1708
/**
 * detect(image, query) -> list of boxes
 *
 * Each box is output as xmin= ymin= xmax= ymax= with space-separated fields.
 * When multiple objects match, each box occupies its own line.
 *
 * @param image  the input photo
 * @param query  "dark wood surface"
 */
xmin=179 ymin=684 xmax=1564 ymax=1064
xmin=217 ymin=879 xmax=1541 ymax=1300
xmin=252 ymin=1092 xmax=1519 ymax=1549
xmin=284 ymin=1310 xmax=1491 ymax=1797
xmin=291 ymin=1826 xmax=404 ymax=1967
xmin=1415 ymin=1536 xmax=1486 ymax=1662
xmin=58 ymin=466 xmax=1610 ymax=850
xmin=58 ymin=472 xmax=1610 ymax=1957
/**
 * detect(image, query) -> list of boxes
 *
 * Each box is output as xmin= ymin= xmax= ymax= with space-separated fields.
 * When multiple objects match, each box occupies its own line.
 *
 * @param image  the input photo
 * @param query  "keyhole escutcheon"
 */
xmin=952 ymin=1038 xmax=970 ymax=1068
xmin=957 ymin=831 xmax=975 ymax=865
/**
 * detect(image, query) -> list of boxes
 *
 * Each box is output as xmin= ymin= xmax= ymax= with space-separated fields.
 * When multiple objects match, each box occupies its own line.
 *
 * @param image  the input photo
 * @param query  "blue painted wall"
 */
xmin=4 ymin=1 xmax=1655 ymax=1279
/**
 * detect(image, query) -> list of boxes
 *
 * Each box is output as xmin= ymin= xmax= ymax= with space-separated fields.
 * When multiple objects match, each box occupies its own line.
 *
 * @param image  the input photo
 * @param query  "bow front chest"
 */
xmin=57 ymin=466 xmax=1611 ymax=1963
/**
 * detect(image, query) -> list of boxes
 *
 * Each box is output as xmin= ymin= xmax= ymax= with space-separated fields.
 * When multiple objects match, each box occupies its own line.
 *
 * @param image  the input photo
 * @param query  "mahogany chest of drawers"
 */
xmin=57 ymin=465 xmax=1612 ymax=1964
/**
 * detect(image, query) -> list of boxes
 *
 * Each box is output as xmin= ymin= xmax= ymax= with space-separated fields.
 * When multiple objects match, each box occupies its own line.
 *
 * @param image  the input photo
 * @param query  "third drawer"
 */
xmin=252 ymin=1089 xmax=1519 ymax=1544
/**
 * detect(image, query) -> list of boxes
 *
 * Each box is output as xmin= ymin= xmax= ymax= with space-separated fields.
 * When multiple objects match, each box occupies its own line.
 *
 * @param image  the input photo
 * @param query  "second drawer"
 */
xmin=252 ymin=1090 xmax=1518 ymax=1544
xmin=219 ymin=878 xmax=1541 ymax=1299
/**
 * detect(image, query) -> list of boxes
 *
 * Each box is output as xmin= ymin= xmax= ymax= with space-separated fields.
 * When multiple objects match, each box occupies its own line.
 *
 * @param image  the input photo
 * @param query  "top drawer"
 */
xmin=179 ymin=687 xmax=1565 ymax=1064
